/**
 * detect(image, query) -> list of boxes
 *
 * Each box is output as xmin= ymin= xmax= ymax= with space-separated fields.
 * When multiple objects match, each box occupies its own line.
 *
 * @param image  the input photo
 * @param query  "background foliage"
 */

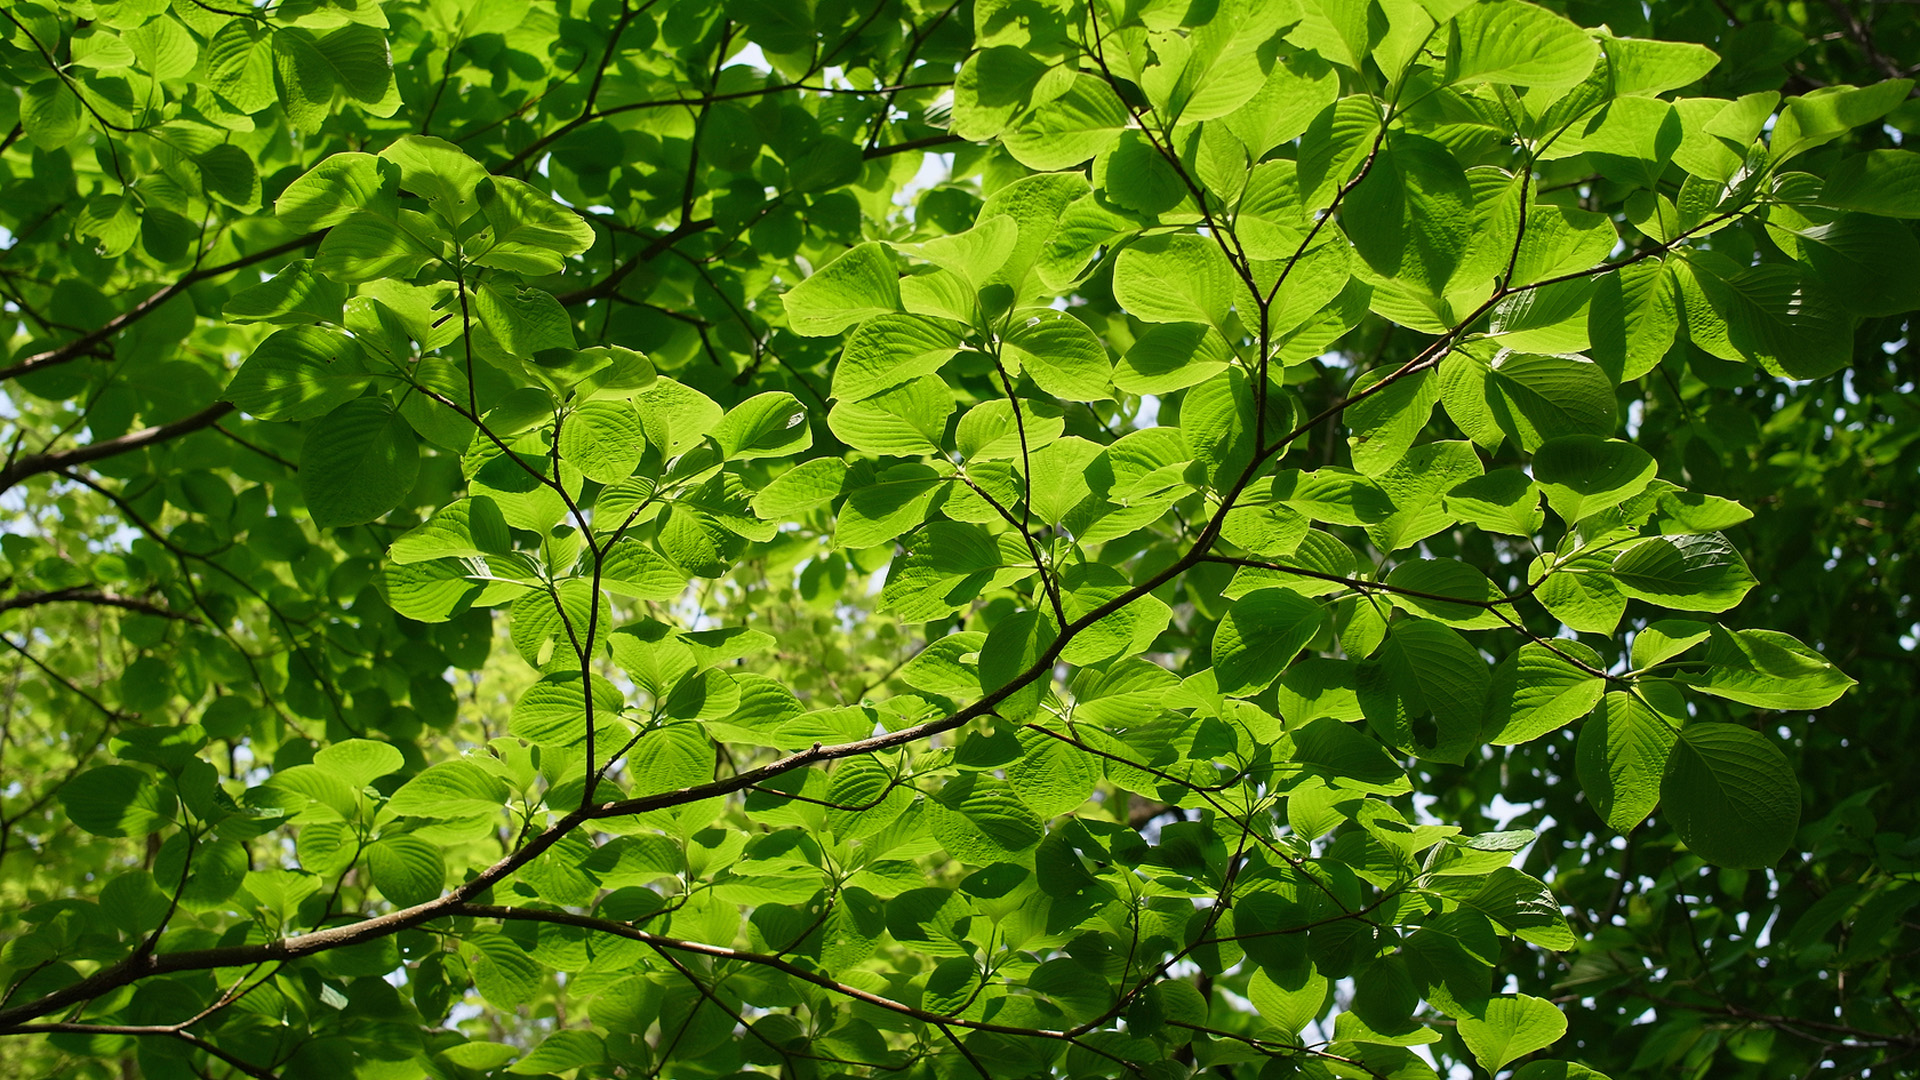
xmin=0 ymin=0 xmax=1915 ymax=1077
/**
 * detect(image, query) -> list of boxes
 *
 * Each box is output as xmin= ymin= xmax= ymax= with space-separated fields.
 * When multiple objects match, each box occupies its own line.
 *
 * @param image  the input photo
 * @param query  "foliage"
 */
xmin=0 ymin=0 xmax=1914 ymax=1077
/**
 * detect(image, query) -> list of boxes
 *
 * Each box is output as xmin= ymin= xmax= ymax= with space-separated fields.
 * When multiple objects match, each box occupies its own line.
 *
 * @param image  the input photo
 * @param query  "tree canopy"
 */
xmin=0 ymin=0 xmax=1916 ymax=1078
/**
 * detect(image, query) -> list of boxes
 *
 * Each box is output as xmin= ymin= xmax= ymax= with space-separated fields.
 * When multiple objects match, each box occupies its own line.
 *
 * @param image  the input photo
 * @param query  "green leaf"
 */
xmin=1183 ymin=367 xmax=1267 ymax=491
xmin=785 ymin=243 xmax=902 ymax=337
xmin=879 ymin=522 xmax=1027 ymax=623
xmin=1576 ymin=691 xmax=1676 ymax=834
xmin=379 ymin=559 xmax=485 ymax=623
xmin=558 ymin=401 xmax=645 ymax=484
xmin=387 ymin=759 xmax=510 ymax=819
xmin=1772 ymin=80 xmax=1913 ymax=161
xmin=474 ymin=175 xmax=595 ymax=270
xmin=1662 ymin=722 xmax=1801 ymax=868
xmin=833 ymin=463 xmax=944 ymax=548
xmin=204 ymin=21 xmax=277 ymax=113
xmin=1248 ymin=965 xmax=1328 ymax=1037
xmin=1344 ymin=133 xmax=1474 ymax=296
xmin=1819 ymin=150 xmax=1920 ymax=218
xmin=1448 ymin=2 xmax=1599 ymax=89
xmin=1112 ymin=233 xmax=1241 ymax=329
xmin=1671 ymin=253 xmax=1852 ymax=380
xmin=894 ymin=215 xmax=1019 ymax=289
xmin=1631 ymin=619 xmax=1714 ymax=669
xmin=223 ymin=326 xmax=371 ymax=421
xmin=1357 ymin=617 xmax=1489 ymax=764
xmin=1345 ymin=368 xmax=1439 ymax=477
xmin=1213 ymin=588 xmax=1327 ymax=697
xmin=468 ymin=933 xmax=541 ymax=1006
xmin=1366 ymin=441 xmax=1485 ymax=552
xmin=623 ymin=723 xmax=715 ymax=797
xmin=1677 ymin=626 xmax=1855 ymax=710
xmin=60 ymin=766 xmax=173 ymax=837
xmin=1486 ymin=643 xmax=1605 ymax=744
xmin=379 ymin=134 xmax=490 ymax=221
xmin=752 ymin=458 xmax=848 ymax=518
xmin=1002 ymin=309 xmax=1111 ymax=401
xmin=900 ymin=632 xmax=987 ymax=699
xmin=1610 ymin=533 xmax=1756 ymax=612
xmin=1532 ymin=436 xmax=1656 ymax=525
xmin=1445 ymin=471 xmax=1544 ymax=536
xmin=832 ymin=314 xmax=962 ymax=402
xmin=1001 ymin=73 xmax=1131 ymax=171
xmin=1466 ymin=868 xmax=1576 ymax=950
xmin=978 ymin=608 xmax=1058 ymax=722
xmin=476 ymin=281 xmax=575 ymax=359
xmin=1513 ymin=1064 xmax=1614 ymax=1080
xmin=1382 ymin=559 xmax=1507 ymax=631
xmin=272 ymin=25 xmax=396 ymax=130
xmin=223 ymin=261 xmax=349 ymax=325
xmin=507 ymin=1031 xmax=606 ymax=1076
xmin=196 ymin=145 xmax=260 ymax=208
xmin=368 ymin=833 xmax=446 ymax=906
xmin=21 ymin=80 xmax=82 ymax=150
xmin=314 ymin=210 xmax=440 ymax=282
xmin=511 ymin=672 xmax=624 ymax=746
xmin=951 ymin=46 xmax=1077 ymax=141
xmin=1457 ymin=994 xmax=1569 ymax=1072
xmin=1535 ymin=551 xmax=1626 ymax=634
xmin=1224 ymin=50 xmax=1339 ymax=156
xmin=714 ymin=392 xmax=811 ymax=460
xmin=300 ymin=399 xmax=420 ymax=528
xmin=1293 ymin=716 xmax=1411 ymax=794
xmin=829 ymin=378 xmax=953 ymax=457
xmin=1484 ymin=353 xmax=1617 ymax=450
xmin=927 ymin=774 xmax=1044 ymax=864
xmin=313 ymin=738 xmax=403 ymax=787
xmin=1007 ymin=727 xmax=1100 ymax=818
xmin=1764 ymin=202 xmax=1920 ymax=318
xmin=1589 ymin=259 xmax=1679 ymax=382
xmin=274 ymin=152 xmax=398 ymax=230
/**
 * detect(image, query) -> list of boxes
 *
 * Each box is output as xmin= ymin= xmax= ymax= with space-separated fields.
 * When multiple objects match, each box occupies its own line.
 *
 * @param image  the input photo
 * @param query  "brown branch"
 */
xmin=0 ymin=587 xmax=198 ymax=623
xmin=0 ymin=233 xmax=323 ymax=383
xmin=0 ymin=402 xmax=235 ymax=494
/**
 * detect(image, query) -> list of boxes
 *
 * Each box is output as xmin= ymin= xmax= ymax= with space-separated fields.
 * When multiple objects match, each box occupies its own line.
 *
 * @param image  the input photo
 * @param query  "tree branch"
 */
xmin=0 ymin=587 xmax=198 ymax=623
xmin=0 ymin=234 xmax=323 ymax=383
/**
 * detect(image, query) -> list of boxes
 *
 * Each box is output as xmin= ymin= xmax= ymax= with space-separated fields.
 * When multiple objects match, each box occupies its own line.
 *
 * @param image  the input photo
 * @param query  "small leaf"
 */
xmin=1457 ymin=994 xmax=1569 ymax=1072
xmin=714 ymin=392 xmax=811 ymax=460
xmin=368 ymin=833 xmax=446 ymax=906
xmin=313 ymin=738 xmax=404 ymax=787
xmin=1677 ymin=626 xmax=1855 ymax=710
xmin=1576 ymin=691 xmax=1676 ymax=834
